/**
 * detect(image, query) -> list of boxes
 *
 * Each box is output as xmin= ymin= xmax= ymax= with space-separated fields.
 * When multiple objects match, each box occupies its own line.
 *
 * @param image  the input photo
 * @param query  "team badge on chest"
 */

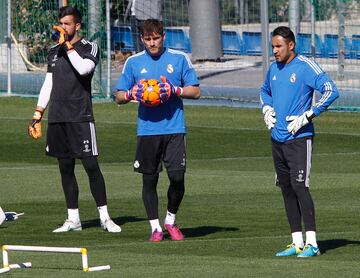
xmin=290 ymin=73 xmax=296 ymax=83
xmin=167 ymin=64 xmax=174 ymax=74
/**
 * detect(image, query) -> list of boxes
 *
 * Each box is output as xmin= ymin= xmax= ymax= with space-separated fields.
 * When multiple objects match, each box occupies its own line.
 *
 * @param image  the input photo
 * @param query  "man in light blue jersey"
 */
xmin=114 ymin=19 xmax=200 ymax=242
xmin=260 ymin=26 xmax=339 ymax=257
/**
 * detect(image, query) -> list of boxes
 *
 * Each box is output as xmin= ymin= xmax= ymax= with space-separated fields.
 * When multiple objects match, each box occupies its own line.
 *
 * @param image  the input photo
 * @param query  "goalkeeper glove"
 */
xmin=52 ymin=25 xmax=74 ymax=51
xmin=262 ymin=105 xmax=276 ymax=130
xmin=158 ymin=82 xmax=171 ymax=104
xmin=124 ymin=80 xmax=146 ymax=101
xmin=286 ymin=110 xmax=315 ymax=135
xmin=160 ymin=76 xmax=183 ymax=97
xmin=28 ymin=110 xmax=43 ymax=140
xmin=159 ymin=90 xmax=170 ymax=103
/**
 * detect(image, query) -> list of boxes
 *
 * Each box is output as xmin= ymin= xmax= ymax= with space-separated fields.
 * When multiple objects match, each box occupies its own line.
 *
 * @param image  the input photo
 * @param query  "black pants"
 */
xmin=271 ymin=137 xmax=316 ymax=232
xmin=57 ymin=156 xmax=107 ymax=209
xmin=142 ymin=171 xmax=185 ymax=220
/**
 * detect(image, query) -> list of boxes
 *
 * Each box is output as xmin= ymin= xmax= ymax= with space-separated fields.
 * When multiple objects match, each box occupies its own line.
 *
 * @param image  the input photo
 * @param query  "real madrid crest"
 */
xmin=290 ymin=73 xmax=296 ymax=83
xmin=167 ymin=64 xmax=174 ymax=74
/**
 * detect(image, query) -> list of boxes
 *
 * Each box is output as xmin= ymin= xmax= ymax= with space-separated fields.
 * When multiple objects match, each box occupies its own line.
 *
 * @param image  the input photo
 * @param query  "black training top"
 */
xmin=47 ymin=38 xmax=99 ymax=123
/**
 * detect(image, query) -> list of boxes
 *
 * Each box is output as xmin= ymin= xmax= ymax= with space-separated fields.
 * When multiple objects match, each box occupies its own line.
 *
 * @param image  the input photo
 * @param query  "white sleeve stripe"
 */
xmin=81 ymin=39 xmax=98 ymax=57
xmin=120 ymin=52 xmax=145 ymax=74
xmin=305 ymin=139 xmax=312 ymax=188
xmin=316 ymin=81 xmax=333 ymax=107
xmin=316 ymin=84 xmax=332 ymax=107
xmin=298 ymin=56 xmax=322 ymax=75
xmin=168 ymin=48 xmax=194 ymax=69
xmin=307 ymin=58 xmax=322 ymax=74
xmin=317 ymin=91 xmax=330 ymax=107
xmin=89 ymin=122 xmax=98 ymax=156
xmin=121 ymin=59 xmax=129 ymax=74
xmin=319 ymin=83 xmax=331 ymax=106
xmin=259 ymin=95 xmax=264 ymax=105
xmin=89 ymin=42 xmax=98 ymax=57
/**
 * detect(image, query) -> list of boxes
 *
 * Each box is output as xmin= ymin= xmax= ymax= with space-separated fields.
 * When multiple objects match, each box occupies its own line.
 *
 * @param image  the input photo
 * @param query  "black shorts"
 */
xmin=46 ymin=122 xmax=99 ymax=158
xmin=134 ymin=134 xmax=186 ymax=174
xmin=271 ymin=137 xmax=313 ymax=188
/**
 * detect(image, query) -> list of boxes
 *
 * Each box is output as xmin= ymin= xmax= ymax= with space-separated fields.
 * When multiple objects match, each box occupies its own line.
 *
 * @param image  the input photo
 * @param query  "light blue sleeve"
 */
xmin=304 ymin=63 xmax=340 ymax=116
xmin=182 ymin=57 xmax=199 ymax=87
xmin=260 ymin=69 xmax=273 ymax=108
xmin=114 ymin=59 xmax=134 ymax=91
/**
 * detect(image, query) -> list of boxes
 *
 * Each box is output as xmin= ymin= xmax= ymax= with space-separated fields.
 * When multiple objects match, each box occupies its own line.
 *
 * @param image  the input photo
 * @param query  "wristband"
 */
xmin=33 ymin=110 xmax=43 ymax=121
xmin=175 ymin=87 xmax=183 ymax=97
xmin=124 ymin=90 xmax=133 ymax=101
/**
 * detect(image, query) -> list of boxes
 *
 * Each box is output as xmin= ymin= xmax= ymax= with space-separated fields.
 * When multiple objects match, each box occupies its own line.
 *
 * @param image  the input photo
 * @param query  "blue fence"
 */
xmin=111 ymin=25 xmax=360 ymax=60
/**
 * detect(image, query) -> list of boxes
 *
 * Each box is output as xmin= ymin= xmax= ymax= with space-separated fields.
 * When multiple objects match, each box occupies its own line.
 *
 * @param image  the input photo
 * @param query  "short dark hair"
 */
xmin=272 ymin=26 xmax=295 ymax=44
xmin=140 ymin=19 xmax=164 ymax=36
xmin=59 ymin=6 xmax=82 ymax=24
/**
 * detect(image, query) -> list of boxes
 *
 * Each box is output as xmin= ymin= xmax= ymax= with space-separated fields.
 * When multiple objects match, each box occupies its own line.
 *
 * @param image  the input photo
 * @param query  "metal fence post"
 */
xmin=106 ymin=0 xmax=111 ymax=98
xmin=289 ymin=0 xmax=300 ymax=36
xmin=260 ymin=0 xmax=269 ymax=81
xmin=189 ymin=0 xmax=222 ymax=61
xmin=337 ymin=0 xmax=345 ymax=81
xmin=7 ymin=0 xmax=11 ymax=95
xmin=88 ymin=0 xmax=102 ymax=96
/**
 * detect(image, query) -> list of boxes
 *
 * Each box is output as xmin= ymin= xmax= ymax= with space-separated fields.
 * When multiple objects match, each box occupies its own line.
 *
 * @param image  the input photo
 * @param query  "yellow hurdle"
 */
xmin=1 ymin=245 xmax=110 ymax=273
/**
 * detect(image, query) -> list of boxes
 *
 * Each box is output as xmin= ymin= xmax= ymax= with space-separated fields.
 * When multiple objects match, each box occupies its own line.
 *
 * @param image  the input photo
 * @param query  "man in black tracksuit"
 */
xmin=28 ymin=6 xmax=121 ymax=233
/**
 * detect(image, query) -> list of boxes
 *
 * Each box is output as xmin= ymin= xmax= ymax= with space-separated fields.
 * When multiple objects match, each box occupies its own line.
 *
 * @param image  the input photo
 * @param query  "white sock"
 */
xmin=97 ymin=205 xmax=110 ymax=223
xmin=149 ymin=219 xmax=162 ymax=233
xmin=164 ymin=210 xmax=176 ymax=225
xmin=67 ymin=208 xmax=80 ymax=223
xmin=291 ymin=231 xmax=304 ymax=248
xmin=305 ymin=231 xmax=318 ymax=247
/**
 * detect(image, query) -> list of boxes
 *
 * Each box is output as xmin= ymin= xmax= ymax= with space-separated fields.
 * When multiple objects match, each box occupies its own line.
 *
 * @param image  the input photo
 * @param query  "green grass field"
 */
xmin=0 ymin=97 xmax=359 ymax=277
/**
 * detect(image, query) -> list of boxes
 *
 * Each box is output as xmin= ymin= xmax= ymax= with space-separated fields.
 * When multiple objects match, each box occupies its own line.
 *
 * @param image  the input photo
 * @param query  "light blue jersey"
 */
xmin=115 ymin=48 xmax=199 ymax=136
xmin=260 ymin=55 xmax=339 ymax=142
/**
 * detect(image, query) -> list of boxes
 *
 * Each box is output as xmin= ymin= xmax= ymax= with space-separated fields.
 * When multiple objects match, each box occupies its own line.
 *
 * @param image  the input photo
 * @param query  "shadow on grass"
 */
xmin=81 ymin=215 xmax=146 ymax=229
xmin=318 ymin=239 xmax=360 ymax=254
xmin=181 ymin=226 xmax=239 ymax=238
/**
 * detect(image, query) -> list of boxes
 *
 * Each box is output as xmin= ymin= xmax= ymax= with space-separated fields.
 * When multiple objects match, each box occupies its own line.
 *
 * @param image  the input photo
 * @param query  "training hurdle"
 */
xmin=1 ymin=245 xmax=111 ymax=273
xmin=0 ymin=262 xmax=32 ymax=274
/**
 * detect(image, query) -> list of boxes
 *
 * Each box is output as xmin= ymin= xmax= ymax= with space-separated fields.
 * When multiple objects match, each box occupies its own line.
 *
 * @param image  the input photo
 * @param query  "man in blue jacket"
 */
xmin=260 ymin=26 xmax=339 ymax=257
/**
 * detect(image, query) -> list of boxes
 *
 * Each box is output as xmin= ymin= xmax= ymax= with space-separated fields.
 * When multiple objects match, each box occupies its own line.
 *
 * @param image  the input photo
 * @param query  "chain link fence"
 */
xmin=1 ymin=0 xmax=360 ymax=109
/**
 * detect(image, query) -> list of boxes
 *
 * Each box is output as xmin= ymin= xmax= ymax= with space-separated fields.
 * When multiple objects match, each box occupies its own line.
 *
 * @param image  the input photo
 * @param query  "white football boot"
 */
xmin=101 ymin=218 xmax=121 ymax=233
xmin=53 ymin=219 xmax=82 ymax=233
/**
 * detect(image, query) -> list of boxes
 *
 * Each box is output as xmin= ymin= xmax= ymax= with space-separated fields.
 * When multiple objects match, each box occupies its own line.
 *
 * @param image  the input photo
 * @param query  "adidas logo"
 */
xmin=140 ymin=68 xmax=147 ymax=74
xmin=272 ymin=75 xmax=276 ymax=80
